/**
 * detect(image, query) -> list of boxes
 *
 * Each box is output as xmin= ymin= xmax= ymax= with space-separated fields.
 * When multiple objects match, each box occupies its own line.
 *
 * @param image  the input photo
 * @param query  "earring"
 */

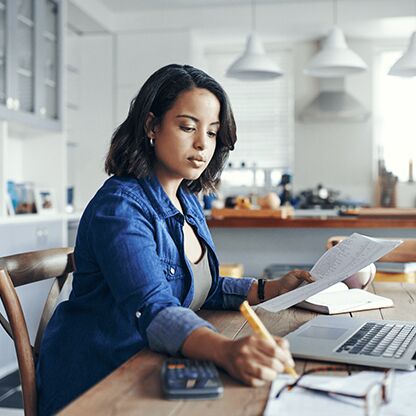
xmin=149 ymin=137 xmax=155 ymax=147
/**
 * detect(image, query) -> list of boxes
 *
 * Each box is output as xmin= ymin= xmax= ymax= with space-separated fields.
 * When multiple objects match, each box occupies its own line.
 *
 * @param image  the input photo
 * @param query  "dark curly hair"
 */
xmin=105 ymin=64 xmax=237 ymax=193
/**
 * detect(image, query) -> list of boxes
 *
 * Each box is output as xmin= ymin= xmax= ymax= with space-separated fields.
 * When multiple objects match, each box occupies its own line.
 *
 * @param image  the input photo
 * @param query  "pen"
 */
xmin=239 ymin=300 xmax=299 ymax=378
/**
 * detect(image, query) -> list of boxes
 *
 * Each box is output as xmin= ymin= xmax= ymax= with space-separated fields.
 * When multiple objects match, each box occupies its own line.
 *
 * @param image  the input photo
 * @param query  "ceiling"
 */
xmin=97 ymin=0 xmax=330 ymax=12
xmin=69 ymin=0 xmax=416 ymax=39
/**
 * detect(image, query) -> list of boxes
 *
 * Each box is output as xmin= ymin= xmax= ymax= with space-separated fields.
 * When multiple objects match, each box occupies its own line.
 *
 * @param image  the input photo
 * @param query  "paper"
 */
xmin=259 ymin=233 xmax=402 ymax=313
xmin=264 ymin=371 xmax=415 ymax=416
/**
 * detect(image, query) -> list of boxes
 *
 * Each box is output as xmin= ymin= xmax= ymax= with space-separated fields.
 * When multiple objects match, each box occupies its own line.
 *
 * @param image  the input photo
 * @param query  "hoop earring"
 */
xmin=149 ymin=137 xmax=155 ymax=147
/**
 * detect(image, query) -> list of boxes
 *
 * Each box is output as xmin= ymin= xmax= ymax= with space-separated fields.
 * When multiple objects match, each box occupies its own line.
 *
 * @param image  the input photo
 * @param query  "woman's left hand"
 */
xmin=276 ymin=269 xmax=314 ymax=295
xmin=248 ymin=270 xmax=314 ymax=304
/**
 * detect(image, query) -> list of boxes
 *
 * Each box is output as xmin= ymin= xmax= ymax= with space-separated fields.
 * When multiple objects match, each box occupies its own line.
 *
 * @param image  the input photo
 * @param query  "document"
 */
xmin=264 ymin=371 xmax=415 ymax=416
xmin=258 ymin=233 xmax=402 ymax=313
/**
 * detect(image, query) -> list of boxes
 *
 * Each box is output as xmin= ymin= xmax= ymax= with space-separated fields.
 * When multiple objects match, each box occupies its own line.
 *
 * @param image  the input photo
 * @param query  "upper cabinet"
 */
xmin=0 ymin=1 xmax=6 ymax=108
xmin=0 ymin=0 xmax=63 ymax=131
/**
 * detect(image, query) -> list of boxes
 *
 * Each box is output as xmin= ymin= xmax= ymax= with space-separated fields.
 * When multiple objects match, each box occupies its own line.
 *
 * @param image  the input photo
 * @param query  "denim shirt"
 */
xmin=36 ymin=175 xmax=255 ymax=415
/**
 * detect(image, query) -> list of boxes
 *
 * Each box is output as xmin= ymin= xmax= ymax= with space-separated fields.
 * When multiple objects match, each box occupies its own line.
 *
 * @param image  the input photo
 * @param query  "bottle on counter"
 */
xmin=278 ymin=173 xmax=293 ymax=206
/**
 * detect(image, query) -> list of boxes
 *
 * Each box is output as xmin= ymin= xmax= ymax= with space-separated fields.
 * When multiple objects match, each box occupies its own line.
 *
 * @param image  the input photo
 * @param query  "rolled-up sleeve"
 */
xmin=221 ymin=277 xmax=256 ymax=309
xmin=89 ymin=190 xmax=215 ymax=355
xmin=146 ymin=307 xmax=216 ymax=355
xmin=203 ymin=276 xmax=256 ymax=311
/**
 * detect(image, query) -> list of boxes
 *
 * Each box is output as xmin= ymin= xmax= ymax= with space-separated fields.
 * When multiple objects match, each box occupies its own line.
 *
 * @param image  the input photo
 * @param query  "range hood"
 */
xmin=299 ymin=78 xmax=370 ymax=123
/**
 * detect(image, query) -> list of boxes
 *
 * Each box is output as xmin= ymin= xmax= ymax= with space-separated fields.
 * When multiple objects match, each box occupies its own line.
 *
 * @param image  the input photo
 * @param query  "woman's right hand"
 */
xmin=218 ymin=335 xmax=295 ymax=386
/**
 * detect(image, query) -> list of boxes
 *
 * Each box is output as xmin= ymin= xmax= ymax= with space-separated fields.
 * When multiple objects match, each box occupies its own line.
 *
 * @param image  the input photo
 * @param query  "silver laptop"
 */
xmin=286 ymin=316 xmax=416 ymax=370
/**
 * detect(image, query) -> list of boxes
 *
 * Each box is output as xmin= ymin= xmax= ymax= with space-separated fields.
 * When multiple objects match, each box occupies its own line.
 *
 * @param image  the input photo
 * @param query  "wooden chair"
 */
xmin=0 ymin=248 xmax=74 ymax=416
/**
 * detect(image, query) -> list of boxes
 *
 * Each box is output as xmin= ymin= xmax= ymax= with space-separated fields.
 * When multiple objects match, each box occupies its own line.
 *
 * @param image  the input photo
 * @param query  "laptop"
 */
xmin=285 ymin=316 xmax=416 ymax=370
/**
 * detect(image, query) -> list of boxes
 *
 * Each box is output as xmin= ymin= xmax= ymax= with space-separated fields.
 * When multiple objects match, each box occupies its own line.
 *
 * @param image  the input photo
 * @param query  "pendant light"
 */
xmin=304 ymin=0 xmax=367 ymax=78
xmin=388 ymin=1 xmax=416 ymax=77
xmin=226 ymin=0 xmax=283 ymax=80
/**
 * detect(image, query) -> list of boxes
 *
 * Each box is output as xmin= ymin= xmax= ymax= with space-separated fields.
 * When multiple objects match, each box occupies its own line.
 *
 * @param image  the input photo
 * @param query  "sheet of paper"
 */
xmin=264 ymin=370 xmax=415 ymax=416
xmin=258 ymin=233 xmax=402 ymax=312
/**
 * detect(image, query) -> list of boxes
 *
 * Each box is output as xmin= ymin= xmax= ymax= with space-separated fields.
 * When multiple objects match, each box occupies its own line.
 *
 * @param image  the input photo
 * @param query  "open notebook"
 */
xmin=296 ymin=282 xmax=393 ymax=314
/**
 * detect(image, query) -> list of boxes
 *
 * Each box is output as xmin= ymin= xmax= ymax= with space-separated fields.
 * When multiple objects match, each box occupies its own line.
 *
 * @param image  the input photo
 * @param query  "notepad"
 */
xmin=296 ymin=282 xmax=394 ymax=314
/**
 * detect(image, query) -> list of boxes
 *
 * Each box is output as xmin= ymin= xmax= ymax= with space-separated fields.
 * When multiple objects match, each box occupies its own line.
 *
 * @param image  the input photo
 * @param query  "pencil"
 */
xmin=239 ymin=300 xmax=299 ymax=378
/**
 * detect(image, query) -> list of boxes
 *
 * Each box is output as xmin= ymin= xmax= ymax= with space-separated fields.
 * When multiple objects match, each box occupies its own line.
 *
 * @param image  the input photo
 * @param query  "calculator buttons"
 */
xmin=162 ymin=358 xmax=223 ymax=399
xmin=186 ymin=379 xmax=197 ymax=388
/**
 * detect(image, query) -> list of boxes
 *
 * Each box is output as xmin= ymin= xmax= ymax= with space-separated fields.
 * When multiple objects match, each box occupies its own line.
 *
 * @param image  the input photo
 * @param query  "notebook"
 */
xmin=286 ymin=315 xmax=416 ymax=370
xmin=296 ymin=282 xmax=394 ymax=314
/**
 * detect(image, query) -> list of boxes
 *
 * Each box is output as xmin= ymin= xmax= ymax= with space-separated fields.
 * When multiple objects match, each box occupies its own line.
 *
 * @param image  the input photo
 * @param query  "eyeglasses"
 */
xmin=275 ymin=366 xmax=394 ymax=416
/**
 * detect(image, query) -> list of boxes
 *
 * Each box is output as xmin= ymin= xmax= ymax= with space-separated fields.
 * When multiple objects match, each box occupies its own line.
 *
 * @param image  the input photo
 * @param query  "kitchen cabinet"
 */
xmin=0 ymin=0 xmax=63 ymax=131
xmin=0 ymin=217 xmax=64 ymax=255
xmin=0 ymin=0 xmax=71 ymax=235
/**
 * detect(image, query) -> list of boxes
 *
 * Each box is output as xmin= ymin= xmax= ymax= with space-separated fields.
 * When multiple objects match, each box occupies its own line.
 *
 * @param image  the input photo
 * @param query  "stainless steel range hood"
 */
xmin=299 ymin=78 xmax=370 ymax=123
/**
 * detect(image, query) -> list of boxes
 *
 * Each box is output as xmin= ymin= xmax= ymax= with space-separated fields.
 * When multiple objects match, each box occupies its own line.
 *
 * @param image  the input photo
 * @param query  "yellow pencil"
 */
xmin=239 ymin=300 xmax=299 ymax=378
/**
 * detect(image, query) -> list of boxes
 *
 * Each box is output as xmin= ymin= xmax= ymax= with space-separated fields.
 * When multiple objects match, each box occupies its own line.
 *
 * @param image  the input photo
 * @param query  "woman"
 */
xmin=36 ymin=64 xmax=312 ymax=415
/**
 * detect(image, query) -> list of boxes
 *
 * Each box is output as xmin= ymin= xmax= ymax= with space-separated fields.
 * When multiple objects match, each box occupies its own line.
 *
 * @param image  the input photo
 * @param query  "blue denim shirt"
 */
xmin=36 ymin=175 xmax=255 ymax=415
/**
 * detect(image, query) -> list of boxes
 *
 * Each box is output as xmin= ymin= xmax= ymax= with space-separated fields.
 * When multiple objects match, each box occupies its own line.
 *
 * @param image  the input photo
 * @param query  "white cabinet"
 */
xmin=0 ymin=0 xmax=64 ymax=131
xmin=0 ymin=0 xmax=72 ymax=374
xmin=0 ymin=1 xmax=66 ymax=220
xmin=0 ymin=218 xmax=64 ymax=255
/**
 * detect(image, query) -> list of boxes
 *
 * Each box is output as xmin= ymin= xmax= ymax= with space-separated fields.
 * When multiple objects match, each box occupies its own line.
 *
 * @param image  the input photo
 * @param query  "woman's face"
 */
xmin=149 ymin=88 xmax=220 ymax=184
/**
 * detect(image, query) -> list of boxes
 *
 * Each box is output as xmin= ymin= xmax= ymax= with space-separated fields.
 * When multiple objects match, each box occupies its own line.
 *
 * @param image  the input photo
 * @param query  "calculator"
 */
xmin=161 ymin=358 xmax=223 ymax=399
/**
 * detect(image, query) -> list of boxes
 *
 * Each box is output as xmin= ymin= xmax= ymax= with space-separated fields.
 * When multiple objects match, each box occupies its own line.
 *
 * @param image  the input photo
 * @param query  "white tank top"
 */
xmin=188 ymin=247 xmax=212 ymax=311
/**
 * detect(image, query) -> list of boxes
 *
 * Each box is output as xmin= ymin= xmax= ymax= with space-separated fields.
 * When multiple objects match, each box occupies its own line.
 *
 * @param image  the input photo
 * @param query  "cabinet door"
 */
xmin=0 ymin=220 xmax=64 ymax=255
xmin=0 ymin=0 xmax=62 ymax=130
xmin=0 ymin=0 xmax=14 ymax=110
xmin=16 ymin=0 xmax=35 ymax=113
xmin=0 ymin=0 xmax=6 ymax=106
xmin=39 ymin=0 xmax=60 ymax=120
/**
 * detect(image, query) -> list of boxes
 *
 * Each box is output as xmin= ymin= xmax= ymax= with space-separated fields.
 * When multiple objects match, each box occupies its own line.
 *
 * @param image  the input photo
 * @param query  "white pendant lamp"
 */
xmin=389 ymin=0 xmax=416 ymax=77
xmin=226 ymin=33 xmax=283 ymax=80
xmin=304 ymin=0 xmax=367 ymax=78
xmin=304 ymin=26 xmax=368 ymax=77
xmin=388 ymin=32 xmax=416 ymax=77
xmin=226 ymin=1 xmax=283 ymax=80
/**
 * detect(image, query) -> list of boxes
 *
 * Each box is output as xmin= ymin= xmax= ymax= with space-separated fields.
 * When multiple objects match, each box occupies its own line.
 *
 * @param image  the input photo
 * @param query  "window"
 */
xmin=374 ymin=50 xmax=416 ymax=182
xmin=204 ymin=44 xmax=294 ymax=190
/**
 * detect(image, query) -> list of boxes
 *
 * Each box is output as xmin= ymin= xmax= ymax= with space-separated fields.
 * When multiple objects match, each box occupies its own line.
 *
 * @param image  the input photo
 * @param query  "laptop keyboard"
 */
xmin=336 ymin=322 xmax=416 ymax=359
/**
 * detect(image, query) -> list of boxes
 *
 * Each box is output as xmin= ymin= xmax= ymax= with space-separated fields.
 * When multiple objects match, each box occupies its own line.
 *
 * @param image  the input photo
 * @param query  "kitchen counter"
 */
xmin=206 ymin=210 xmax=416 ymax=276
xmin=207 ymin=216 xmax=416 ymax=228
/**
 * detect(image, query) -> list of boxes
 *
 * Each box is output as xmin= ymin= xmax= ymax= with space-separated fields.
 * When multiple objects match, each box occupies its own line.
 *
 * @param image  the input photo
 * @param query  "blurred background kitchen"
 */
xmin=1 ymin=0 xmax=416 ymax=277
xmin=1 ymin=0 xmax=416 ymax=394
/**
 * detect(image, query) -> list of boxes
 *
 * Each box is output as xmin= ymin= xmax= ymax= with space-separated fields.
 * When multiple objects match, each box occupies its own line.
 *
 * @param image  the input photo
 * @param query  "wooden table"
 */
xmin=60 ymin=283 xmax=416 ymax=415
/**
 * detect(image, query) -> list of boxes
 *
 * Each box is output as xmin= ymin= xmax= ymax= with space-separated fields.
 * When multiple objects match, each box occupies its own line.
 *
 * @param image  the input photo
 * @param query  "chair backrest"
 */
xmin=326 ymin=236 xmax=416 ymax=262
xmin=0 ymin=248 xmax=74 ymax=416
